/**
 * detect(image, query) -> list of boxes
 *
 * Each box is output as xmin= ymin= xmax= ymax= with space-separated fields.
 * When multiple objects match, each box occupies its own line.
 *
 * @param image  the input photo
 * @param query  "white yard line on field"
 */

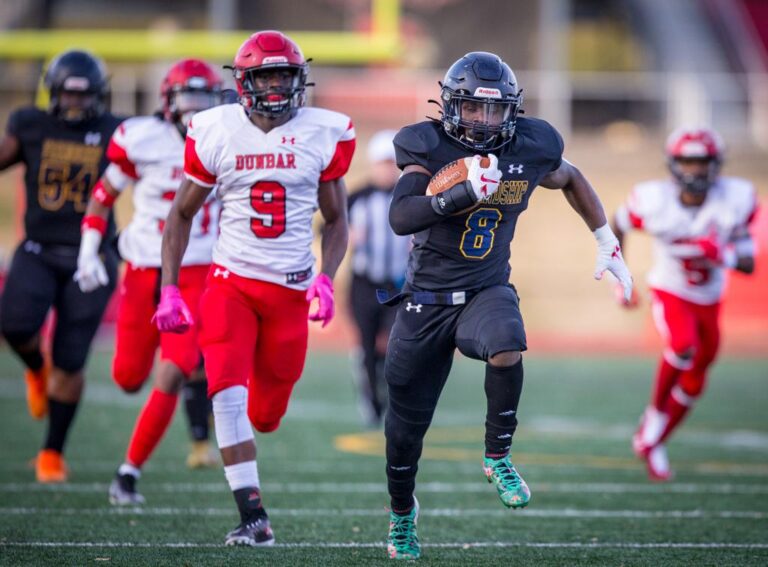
xmin=1 ymin=481 xmax=767 ymax=494
xmin=1 ymin=507 xmax=766 ymax=519
xmin=1 ymin=541 xmax=767 ymax=549
xmin=2 ymin=376 xmax=768 ymax=450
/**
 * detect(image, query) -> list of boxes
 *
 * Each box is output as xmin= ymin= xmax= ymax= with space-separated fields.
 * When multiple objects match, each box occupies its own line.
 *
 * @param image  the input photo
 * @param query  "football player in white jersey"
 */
xmin=612 ymin=127 xmax=757 ymax=481
xmin=74 ymin=59 xmax=223 ymax=503
xmin=155 ymin=31 xmax=355 ymax=546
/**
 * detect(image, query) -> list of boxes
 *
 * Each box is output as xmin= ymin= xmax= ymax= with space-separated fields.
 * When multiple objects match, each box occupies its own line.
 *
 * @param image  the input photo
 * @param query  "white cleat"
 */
xmin=646 ymin=444 xmax=673 ymax=482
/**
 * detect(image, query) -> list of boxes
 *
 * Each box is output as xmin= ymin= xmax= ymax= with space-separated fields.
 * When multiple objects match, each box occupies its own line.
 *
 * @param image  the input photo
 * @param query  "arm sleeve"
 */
xmin=320 ymin=119 xmax=356 ymax=182
xmin=183 ymin=118 xmax=217 ymax=188
xmin=389 ymin=125 xmax=446 ymax=235
xmin=389 ymin=172 xmax=445 ymax=235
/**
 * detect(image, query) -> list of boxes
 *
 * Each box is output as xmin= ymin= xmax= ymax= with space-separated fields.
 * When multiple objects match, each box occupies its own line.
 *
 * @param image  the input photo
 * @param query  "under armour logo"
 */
xmin=281 ymin=136 xmax=295 ymax=145
xmin=405 ymin=302 xmax=422 ymax=313
xmin=611 ymin=245 xmax=621 ymax=259
xmin=84 ymin=132 xmax=102 ymax=146
xmin=213 ymin=268 xmax=230 ymax=279
xmin=508 ymin=163 xmax=524 ymax=174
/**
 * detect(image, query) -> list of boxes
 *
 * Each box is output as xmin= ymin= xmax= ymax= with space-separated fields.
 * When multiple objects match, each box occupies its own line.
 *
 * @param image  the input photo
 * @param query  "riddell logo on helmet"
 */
xmin=678 ymin=141 xmax=708 ymax=157
xmin=262 ymin=56 xmax=289 ymax=64
xmin=474 ymin=87 xmax=501 ymax=98
xmin=63 ymin=76 xmax=90 ymax=91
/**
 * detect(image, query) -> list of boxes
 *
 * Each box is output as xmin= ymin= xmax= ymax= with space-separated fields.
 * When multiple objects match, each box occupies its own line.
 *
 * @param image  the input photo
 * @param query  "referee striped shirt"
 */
xmin=348 ymin=184 xmax=410 ymax=285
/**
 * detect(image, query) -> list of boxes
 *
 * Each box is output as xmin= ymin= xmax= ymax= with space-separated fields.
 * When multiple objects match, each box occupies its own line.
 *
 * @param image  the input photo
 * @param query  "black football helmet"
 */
xmin=44 ymin=50 xmax=109 ymax=123
xmin=439 ymin=52 xmax=523 ymax=152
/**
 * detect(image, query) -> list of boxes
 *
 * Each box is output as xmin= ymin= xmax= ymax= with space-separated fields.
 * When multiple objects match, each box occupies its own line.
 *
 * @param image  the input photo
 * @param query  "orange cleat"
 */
xmin=35 ymin=449 xmax=68 ymax=483
xmin=25 ymin=363 xmax=50 ymax=420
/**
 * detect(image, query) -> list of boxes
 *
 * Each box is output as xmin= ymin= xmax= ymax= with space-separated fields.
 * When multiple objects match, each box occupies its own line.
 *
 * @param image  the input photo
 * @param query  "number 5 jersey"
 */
xmin=183 ymin=104 xmax=355 ymax=289
xmin=615 ymin=177 xmax=757 ymax=305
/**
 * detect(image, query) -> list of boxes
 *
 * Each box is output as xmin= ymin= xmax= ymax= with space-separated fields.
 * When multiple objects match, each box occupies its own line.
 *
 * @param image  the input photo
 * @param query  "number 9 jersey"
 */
xmin=183 ymin=103 xmax=355 ymax=289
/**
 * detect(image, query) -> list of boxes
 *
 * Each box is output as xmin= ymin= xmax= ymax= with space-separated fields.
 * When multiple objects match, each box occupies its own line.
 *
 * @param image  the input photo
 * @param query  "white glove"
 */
xmin=466 ymin=154 xmax=502 ymax=201
xmin=74 ymin=228 xmax=109 ymax=293
xmin=593 ymin=223 xmax=633 ymax=303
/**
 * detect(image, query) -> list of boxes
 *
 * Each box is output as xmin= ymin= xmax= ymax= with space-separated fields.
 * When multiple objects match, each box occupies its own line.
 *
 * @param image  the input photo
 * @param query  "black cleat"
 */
xmin=108 ymin=471 xmax=145 ymax=506
xmin=224 ymin=517 xmax=275 ymax=546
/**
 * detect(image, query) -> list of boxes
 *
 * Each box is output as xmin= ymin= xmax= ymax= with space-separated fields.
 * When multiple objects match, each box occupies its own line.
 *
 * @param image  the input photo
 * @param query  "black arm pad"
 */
xmin=430 ymin=181 xmax=477 ymax=216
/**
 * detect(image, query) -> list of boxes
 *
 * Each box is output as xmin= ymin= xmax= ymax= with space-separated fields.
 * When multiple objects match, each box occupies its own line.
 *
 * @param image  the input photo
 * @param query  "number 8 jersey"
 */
xmin=184 ymin=104 xmax=355 ymax=290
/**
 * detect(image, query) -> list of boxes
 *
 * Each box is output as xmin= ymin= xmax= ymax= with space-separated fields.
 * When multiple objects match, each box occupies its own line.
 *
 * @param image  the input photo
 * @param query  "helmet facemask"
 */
xmin=167 ymin=79 xmax=222 ymax=134
xmin=668 ymin=157 xmax=721 ymax=195
xmin=236 ymin=65 xmax=307 ymax=119
xmin=441 ymin=89 xmax=520 ymax=152
xmin=53 ymin=88 xmax=103 ymax=124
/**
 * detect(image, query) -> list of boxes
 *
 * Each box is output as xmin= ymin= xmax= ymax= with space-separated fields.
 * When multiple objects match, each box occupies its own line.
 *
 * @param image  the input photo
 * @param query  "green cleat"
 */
xmin=387 ymin=497 xmax=420 ymax=560
xmin=483 ymin=455 xmax=531 ymax=508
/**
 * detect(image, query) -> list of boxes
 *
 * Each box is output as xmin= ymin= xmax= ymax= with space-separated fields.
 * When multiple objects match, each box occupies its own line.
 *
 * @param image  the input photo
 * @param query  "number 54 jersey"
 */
xmin=183 ymin=104 xmax=355 ymax=290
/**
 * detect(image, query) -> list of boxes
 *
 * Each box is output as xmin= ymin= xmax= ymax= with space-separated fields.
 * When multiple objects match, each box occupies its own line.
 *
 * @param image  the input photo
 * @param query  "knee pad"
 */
xmin=51 ymin=343 xmax=89 ymax=374
xmin=212 ymin=386 xmax=254 ymax=449
xmin=385 ymin=404 xmax=431 ymax=450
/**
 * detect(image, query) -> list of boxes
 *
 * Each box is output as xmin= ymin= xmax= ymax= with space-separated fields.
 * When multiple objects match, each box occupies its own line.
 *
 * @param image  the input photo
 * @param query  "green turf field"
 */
xmin=0 ymin=349 xmax=766 ymax=566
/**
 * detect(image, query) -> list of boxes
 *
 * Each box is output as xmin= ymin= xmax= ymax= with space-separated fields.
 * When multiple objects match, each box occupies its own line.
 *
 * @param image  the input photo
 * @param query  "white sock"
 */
xmin=641 ymin=405 xmax=668 ymax=448
xmin=118 ymin=463 xmax=141 ymax=479
xmin=224 ymin=460 xmax=260 ymax=491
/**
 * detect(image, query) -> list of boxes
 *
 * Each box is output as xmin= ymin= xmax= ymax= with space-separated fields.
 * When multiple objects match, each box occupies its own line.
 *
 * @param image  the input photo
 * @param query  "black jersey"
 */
xmin=392 ymin=118 xmax=563 ymax=292
xmin=7 ymin=106 xmax=123 ymax=246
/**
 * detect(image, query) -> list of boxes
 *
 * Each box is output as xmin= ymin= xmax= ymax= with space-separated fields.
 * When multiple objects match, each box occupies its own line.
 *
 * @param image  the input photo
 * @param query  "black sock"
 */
xmin=183 ymin=380 xmax=211 ymax=441
xmin=385 ymin=396 xmax=430 ymax=514
xmin=233 ymin=487 xmax=268 ymax=524
xmin=484 ymin=359 xmax=524 ymax=457
xmin=44 ymin=399 xmax=79 ymax=453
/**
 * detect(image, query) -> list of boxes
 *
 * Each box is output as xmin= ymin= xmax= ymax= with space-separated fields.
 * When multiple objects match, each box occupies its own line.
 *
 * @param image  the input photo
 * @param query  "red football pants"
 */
xmin=198 ymin=265 xmax=309 ymax=433
xmin=650 ymin=288 xmax=721 ymax=399
xmin=113 ymin=263 xmax=208 ymax=392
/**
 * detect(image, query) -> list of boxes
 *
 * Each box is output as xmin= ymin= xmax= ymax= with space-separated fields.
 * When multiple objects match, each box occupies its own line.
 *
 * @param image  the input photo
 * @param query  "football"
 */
xmin=426 ymin=156 xmax=491 ymax=196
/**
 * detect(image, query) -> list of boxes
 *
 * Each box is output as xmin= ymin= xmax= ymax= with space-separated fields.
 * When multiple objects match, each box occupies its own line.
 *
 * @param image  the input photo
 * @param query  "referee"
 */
xmin=348 ymin=130 xmax=410 ymax=427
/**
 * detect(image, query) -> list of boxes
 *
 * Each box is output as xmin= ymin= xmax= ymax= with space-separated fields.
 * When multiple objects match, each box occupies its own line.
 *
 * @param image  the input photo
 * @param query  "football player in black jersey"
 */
xmin=382 ymin=52 xmax=634 ymax=559
xmin=0 ymin=50 xmax=123 ymax=483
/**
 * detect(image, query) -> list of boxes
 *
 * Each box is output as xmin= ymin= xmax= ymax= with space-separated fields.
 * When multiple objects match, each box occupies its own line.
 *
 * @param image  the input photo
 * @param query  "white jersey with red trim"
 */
xmin=107 ymin=116 xmax=218 ymax=267
xmin=183 ymin=104 xmax=355 ymax=290
xmin=615 ymin=177 xmax=757 ymax=304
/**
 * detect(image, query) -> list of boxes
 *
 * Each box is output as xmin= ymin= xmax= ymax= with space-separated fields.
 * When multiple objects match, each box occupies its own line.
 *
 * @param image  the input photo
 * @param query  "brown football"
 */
xmin=425 ymin=156 xmax=491 ymax=197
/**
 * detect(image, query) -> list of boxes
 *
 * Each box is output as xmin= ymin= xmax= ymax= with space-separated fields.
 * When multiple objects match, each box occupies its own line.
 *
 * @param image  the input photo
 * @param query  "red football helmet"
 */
xmin=161 ymin=59 xmax=222 ymax=126
xmin=230 ymin=31 xmax=309 ymax=118
xmin=665 ymin=127 xmax=724 ymax=194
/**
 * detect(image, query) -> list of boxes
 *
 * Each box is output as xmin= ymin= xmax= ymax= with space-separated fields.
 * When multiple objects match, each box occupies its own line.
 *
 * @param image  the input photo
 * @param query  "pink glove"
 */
xmin=152 ymin=285 xmax=194 ymax=334
xmin=306 ymin=273 xmax=334 ymax=328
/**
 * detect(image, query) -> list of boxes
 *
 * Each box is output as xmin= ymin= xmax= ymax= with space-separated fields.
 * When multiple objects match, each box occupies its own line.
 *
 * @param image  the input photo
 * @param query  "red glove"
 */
xmin=152 ymin=285 xmax=194 ymax=333
xmin=306 ymin=273 xmax=335 ymax=328
xmin=693 ymin=233 xmax=736 ymax=267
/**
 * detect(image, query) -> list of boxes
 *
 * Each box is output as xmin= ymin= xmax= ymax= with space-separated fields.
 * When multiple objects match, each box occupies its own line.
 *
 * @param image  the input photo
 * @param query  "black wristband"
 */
xmin=430 ymin=181 xmax=477 ymax=215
